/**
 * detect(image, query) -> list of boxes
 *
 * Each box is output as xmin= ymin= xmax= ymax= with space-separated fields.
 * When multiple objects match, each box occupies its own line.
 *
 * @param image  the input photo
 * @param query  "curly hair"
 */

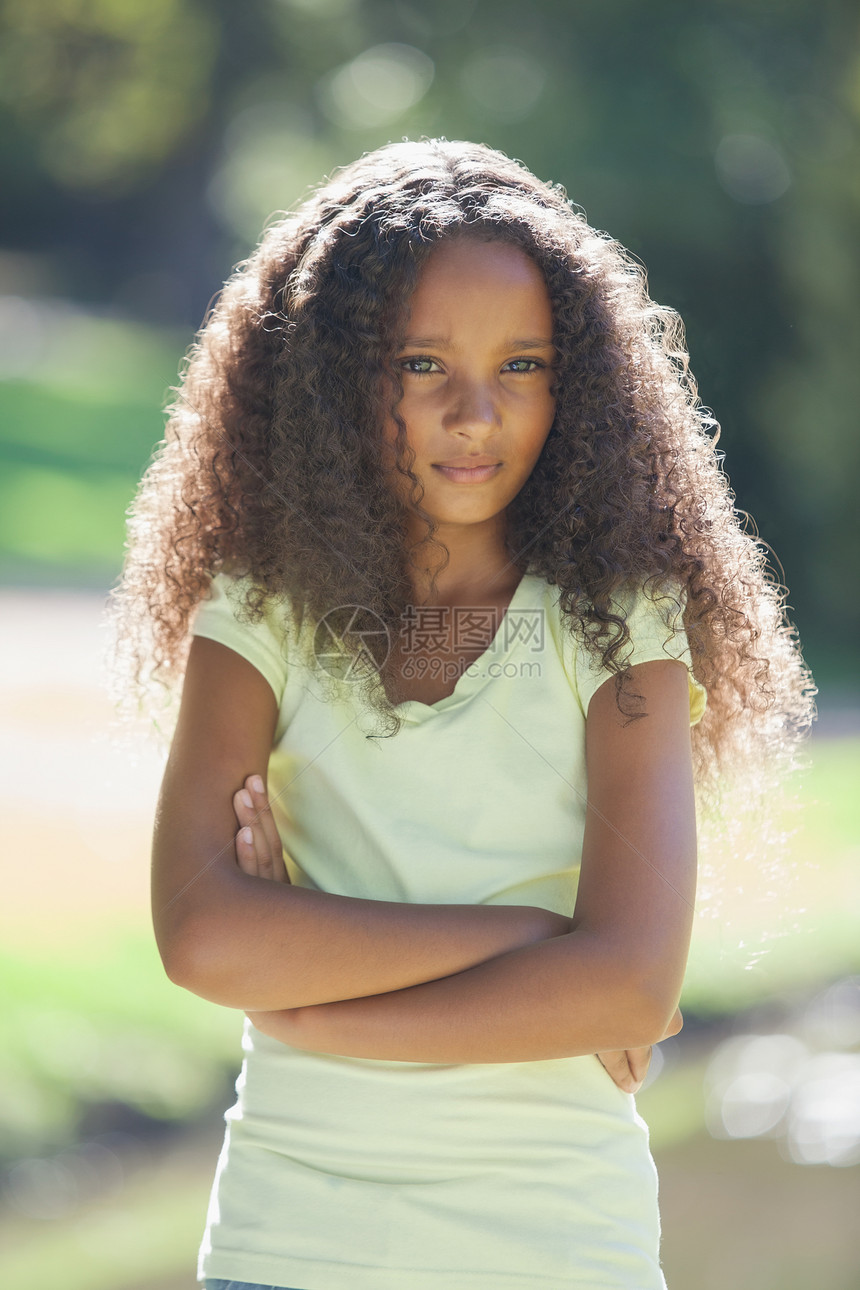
xmin=105 ymin=138 xmax=816 ymax=915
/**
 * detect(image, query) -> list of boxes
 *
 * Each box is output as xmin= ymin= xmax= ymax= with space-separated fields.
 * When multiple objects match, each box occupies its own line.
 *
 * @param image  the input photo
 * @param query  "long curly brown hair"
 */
xmin=105 ymin=138 xmax=815 ymax=914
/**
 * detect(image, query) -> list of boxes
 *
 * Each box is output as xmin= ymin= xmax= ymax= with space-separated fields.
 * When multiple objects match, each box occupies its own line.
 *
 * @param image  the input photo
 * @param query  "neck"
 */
xmin=404 ymin=515 xmax=521 ymax=605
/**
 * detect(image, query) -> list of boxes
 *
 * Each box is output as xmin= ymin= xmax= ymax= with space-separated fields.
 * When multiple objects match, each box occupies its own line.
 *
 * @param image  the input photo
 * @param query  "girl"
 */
xmin=106 ymin=139 xmax=815 ymax=1289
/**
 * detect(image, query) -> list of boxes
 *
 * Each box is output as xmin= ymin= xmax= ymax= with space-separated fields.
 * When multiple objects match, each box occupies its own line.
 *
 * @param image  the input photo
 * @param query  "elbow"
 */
xmin=632 ymin=992 xmax=680 ymax=1047
xmin=627 ymin=971 xmax=684 ymax=1047
xmin=595 ymin=957 xmax=683 ymax=1049
xmin=598 ymin=994 xmax=668 ymax=1050
xmin=158 ymin=934 xmax=199 ymax=994
xmin=155 ymin=904 xmax=243 ymax=1007
xmin=155 ymin=905 xmax=208 ymax=993
xmin=156 ymin=897 xmax=303 ymax=1011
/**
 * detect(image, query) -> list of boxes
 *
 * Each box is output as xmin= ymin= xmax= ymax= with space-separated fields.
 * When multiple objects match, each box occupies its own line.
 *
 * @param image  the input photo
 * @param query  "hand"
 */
xmin=233 ymin=773 xmax=290 ymax=883
xmin=596 ymin=1045 xmax=652 ymax=1094
xmin=596 ymin=1007 xmax=683 ymax=1094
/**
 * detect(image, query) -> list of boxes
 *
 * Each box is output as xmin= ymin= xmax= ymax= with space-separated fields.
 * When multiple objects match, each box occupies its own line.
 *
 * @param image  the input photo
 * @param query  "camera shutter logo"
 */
xmin=313 ymin=604 xmax=390 ymax=681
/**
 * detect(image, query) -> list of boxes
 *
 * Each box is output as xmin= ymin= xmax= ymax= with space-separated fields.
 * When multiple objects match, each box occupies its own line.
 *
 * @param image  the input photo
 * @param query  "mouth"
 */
xmin=432 ymin=462 xmax=503 ymax=484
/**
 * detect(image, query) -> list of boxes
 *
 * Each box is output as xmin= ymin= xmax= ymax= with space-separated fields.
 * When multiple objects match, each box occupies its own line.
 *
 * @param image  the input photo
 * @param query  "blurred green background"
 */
xmin=1 ymin=1 xmax=858 ymax=1287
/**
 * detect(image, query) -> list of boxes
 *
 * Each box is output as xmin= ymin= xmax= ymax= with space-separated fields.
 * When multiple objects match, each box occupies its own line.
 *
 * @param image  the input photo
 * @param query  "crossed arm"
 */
xmin=152 ymin=636 xmax=696 ymax=1087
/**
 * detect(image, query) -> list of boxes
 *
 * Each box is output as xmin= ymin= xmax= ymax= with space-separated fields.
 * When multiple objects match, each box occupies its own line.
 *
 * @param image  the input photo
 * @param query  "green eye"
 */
xmin=401 ymin=357 xmax=438 ymax=375
xmin=505 ymin=359 xmax=541 ymax=373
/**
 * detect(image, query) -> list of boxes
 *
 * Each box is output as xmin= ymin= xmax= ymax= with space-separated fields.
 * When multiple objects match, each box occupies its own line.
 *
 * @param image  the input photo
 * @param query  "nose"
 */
xmin=442 ymin=374 xmax=501 ymax=436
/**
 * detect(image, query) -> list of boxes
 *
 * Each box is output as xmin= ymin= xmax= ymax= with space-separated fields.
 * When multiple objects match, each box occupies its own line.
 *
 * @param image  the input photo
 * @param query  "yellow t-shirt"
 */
xmin=191 ymin=569 xmax=706 ymax=1290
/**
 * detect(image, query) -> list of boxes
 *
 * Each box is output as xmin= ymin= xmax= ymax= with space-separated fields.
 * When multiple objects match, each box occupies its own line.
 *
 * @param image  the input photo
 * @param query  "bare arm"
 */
xmin=247 ymin=658 xmax=698 ymax=1063
xmin=234 ymin=773 xmax=682 ymax=1090
xmin=152 ymin=635 xmax=572 ymax=1011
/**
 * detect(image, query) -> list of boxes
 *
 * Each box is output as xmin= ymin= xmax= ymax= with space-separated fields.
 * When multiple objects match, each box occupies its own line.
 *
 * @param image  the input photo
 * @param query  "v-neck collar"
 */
xmin=393 ymin=571 xmax=542 ymax=725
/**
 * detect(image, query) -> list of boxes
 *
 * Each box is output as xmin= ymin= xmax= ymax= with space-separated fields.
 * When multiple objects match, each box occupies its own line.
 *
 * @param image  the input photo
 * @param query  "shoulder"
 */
xmin=543 ymin=575 xmax=707 ymax=727
xmin=190 ymin=569 xmax=300 ymax=709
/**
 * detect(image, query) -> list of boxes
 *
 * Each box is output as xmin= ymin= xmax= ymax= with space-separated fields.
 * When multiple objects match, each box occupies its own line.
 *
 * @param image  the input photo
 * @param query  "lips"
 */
xmin=434 ymin=455 xmax=501 ymax=468
xmin=432 ymin=461 xmax=502 ymax=483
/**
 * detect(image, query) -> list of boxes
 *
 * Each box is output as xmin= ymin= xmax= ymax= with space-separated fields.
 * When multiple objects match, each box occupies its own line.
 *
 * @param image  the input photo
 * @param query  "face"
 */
xmin=381 ymin=236 xmax=557 ymax=537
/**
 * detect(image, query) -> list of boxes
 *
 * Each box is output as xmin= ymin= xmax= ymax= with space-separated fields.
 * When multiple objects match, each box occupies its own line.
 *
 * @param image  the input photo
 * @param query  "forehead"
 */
xmin=406 ymin=237 xmax=553 ymax=330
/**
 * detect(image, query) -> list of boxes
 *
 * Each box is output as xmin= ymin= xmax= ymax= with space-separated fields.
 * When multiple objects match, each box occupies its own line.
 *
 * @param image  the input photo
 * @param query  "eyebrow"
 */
xmin=401 ymin=336 xmax=555 ymax=351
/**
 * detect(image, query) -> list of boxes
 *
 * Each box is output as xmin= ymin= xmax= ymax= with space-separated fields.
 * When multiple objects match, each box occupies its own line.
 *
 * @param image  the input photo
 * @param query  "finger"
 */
xmin=237 ymin=775 xmax=277 ymax=878
xmin=246 ymin=775 xmax=283 ymax=856
xmin=233 ymin=789 xmax=265 ymax=874
xmin=246 ymin=774 xmax=288 ymax=882
xmin=234 ymin=785 xmax=287 ymax=883
xmin=597 ymin=1049 xmax=644 ymax=1094
xmin=625 ymin=1046 xmax=653 ymax=1087
xmin=596 ymin=1050 xmax=633 ymax=1091
xmin=236 ymin=824 xmax=260 ymax=877
xmin=233 ymin=787 xmax=256 ymax=827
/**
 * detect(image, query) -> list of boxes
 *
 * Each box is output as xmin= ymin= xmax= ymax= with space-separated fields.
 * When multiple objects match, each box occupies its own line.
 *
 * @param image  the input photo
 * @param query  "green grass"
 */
xmin=0 ymin=312 xmax=188 ymax=583
xmin=0 ymin=460 xmax=139 ymax=570
xmin=0 ymin=930 xmax=239 ymax=1163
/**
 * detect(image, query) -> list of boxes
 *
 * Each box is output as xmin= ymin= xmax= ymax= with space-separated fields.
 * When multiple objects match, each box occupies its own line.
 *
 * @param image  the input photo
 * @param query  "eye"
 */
xmin=504 ymin=359 xmax=543 ymax=374
xmin=400 ymin=356 xmax=440 ymax=376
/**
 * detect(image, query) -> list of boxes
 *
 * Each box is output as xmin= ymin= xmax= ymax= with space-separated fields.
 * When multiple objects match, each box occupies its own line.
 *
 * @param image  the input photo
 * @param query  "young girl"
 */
xmin=106 ymin=139 xmax=815 ymax=1289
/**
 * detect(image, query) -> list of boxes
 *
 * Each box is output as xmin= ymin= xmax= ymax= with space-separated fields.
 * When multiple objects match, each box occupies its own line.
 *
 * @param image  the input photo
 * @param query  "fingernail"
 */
xmin=251 ymin=776 xmax=265 ymax=795
xmin=241 ymin=790 xmax=253 ymax=809
xmin=241 ymin=827 xmax=253 ymax=844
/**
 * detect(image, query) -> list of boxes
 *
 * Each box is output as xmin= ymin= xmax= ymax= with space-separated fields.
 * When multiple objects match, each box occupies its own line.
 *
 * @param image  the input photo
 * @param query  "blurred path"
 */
xmin=0 ymin=589 xmax=168 ymax=941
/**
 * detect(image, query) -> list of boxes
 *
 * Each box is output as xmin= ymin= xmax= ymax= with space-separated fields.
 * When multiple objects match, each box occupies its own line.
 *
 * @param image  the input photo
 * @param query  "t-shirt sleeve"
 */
xmin=573 ymin=581 xmax=707 ymax=726
xmin=190 ymin=571 xmax=290 ymax=706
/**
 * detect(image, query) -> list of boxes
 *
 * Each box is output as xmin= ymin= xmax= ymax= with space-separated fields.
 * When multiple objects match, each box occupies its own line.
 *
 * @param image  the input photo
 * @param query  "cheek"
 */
xmin=523 ymin=392 xmax=556 ymax=454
